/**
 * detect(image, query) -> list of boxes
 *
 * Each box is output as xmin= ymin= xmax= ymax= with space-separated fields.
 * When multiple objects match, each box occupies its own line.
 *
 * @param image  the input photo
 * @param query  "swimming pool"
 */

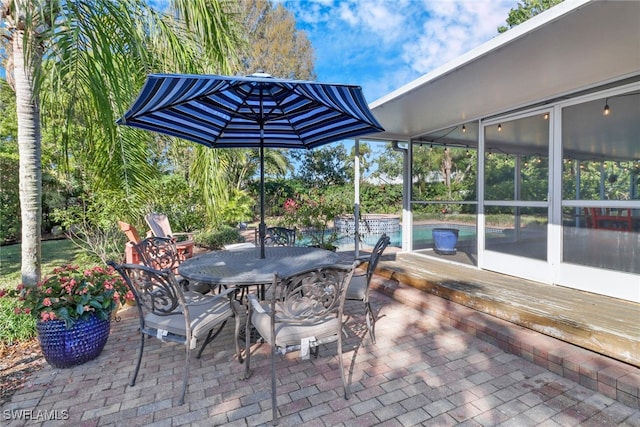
xmin=299 ymin=223 xmax=480 ymax=250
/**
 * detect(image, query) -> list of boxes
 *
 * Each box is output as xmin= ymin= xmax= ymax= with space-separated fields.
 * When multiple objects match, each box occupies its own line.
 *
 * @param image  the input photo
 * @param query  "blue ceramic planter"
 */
xmin=37 ymin=314 xmax=111 ymax=368
xmin=432 ymin=228 xmax=459 ymax=255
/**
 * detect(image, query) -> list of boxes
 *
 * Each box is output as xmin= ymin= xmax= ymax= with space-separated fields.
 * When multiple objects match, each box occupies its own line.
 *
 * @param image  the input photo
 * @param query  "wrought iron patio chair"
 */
xmin=345 ymin=233 xmax=390 ymax=343
xmin=243 ymin=262 xmax=357 ymax=425
xmin=264 ymin=226 xmax=297 ymax=247
xmin=133 ymin=236 xmax=180 ymax=271
xmin=133 ymin=236 xmax=209 ymax=294
xmin=108 ymin=261 xmax=241 ymax=405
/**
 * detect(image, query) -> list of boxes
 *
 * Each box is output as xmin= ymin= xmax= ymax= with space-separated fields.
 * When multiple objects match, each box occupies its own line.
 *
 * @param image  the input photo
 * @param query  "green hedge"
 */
xmin=193 ymin=226 xmax=245 ymax=250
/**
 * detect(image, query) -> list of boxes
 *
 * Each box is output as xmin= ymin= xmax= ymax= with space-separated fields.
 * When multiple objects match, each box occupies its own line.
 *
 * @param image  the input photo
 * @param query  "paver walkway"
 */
xmin=3 ymin=280 xmax=639 ymax=426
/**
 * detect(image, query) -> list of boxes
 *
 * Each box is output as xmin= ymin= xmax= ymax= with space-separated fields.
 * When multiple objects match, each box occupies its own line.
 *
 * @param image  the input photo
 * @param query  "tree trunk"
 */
xmin=442 ymin=148 xmax=453 ymax=200
xmin=13 ymin=29 xmax=42 ymax=285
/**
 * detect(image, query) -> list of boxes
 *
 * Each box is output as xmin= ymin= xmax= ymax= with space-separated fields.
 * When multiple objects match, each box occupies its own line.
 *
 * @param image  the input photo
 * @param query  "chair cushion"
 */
xmin=251 ymin=302 xmax=339 ymax=348
xmin=186 ymin=281 xmax=210 ymax=294
xmin=145 ymin=296 xmax=232 ymax=340
xmin=345 ymin=274 xmax=367 ymax=300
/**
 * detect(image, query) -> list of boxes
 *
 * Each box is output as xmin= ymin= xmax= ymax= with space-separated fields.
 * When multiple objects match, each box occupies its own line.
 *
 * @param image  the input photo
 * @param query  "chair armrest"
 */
xmin=172 ymin=232 xmax=194 ymax=239
xmin=247 ymin=294 xmax=268 ymax=314
xmin=186 ymin=287 xmax=236 ymax=306
xmin=346 ymin=254 xmax=370 ymax=268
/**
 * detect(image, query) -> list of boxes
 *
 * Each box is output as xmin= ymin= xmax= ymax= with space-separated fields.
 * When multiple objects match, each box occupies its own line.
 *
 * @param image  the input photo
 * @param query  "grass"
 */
xmin=0 ymin=239 xmax=93 ymax=344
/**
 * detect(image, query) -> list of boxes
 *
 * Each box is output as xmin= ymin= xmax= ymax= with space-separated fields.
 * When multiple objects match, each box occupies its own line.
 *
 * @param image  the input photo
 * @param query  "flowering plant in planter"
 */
xmin=0 ymin=264 xmax=134 ymax=328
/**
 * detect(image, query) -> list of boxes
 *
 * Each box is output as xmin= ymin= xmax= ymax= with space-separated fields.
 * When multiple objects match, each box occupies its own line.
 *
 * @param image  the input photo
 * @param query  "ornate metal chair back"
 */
xmin=365 ymin=234 xmax=391 ymax=283
xmin=111 ymin=262 xmax=184 ymax=317
xmin=264 ymin=227 xmax=297 ymax=247
xmin=133 ymin=237 xmax=181 ymax=272
xmin=273 ymin=263 xmax=352 ymax=323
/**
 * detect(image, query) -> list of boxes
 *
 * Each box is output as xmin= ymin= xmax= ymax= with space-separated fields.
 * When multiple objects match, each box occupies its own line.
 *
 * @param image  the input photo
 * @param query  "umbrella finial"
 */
xmin=250 ymin=71 xmax=272 ymax=79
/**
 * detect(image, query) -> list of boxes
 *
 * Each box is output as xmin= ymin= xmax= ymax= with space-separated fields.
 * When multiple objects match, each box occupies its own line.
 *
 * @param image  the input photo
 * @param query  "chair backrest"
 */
xmin=265 ymin=227 xmax=297 ymax=247
xmin=108 ymin=261 xmax=186 ymax=318
xmin=118 ymin=221 xmax=143 ymax=243
xmin=271 ymin=263 xmax=356 ymax=324
xmin=583 ymin=208 xmax=594 ymax=228
xmin=133 ymin=237 xmax=181 ymax=272
xmin=145 ymin=212 xmax=173 ymax=239
xmin=365 ymin=234 xmax=391 ymax=281
xmin=591 ymin=207 xmax=632 ymax=231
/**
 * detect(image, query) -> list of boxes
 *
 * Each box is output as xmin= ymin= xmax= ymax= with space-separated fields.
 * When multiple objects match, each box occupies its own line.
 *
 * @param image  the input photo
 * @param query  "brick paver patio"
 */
xmin=3 ymin=276 xmax=639 ymax=426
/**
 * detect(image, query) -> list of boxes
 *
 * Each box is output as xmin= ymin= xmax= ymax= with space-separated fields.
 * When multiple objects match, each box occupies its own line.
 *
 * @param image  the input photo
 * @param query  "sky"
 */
xmin=280 ymin=0 xmax=518 ymax=104
xmin=1 ymin=1 xmax=518 ymax=105
xmin=1 ymin=0 xmax=520 ymax=174
xmin=277 ymin=0 xmax=519 ymax=174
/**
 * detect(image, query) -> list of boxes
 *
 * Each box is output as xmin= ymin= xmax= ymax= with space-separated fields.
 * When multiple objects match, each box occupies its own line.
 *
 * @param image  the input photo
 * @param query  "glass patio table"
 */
xmin=178 ymin=246 xmax=340 ymax=299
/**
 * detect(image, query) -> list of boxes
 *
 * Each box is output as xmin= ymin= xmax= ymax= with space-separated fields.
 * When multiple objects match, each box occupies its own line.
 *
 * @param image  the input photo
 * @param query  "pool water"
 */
xmin=299 ymin=223 xmax=479 ymax=250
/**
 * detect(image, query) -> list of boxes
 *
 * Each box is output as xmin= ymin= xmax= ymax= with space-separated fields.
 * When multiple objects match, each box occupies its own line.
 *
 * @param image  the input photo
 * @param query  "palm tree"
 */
xmin=1 ymin=0 xmax=239 ymax=285
xmin=191 ymin=146 xmax=290 ymax=225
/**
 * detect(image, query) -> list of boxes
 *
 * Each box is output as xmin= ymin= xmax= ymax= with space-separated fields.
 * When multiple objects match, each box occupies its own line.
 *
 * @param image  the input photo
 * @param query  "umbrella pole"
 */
xmin=354 ymin=139 xmax=360 ymax=258
xmin=259 ymin=144 xmax=266 ymax=259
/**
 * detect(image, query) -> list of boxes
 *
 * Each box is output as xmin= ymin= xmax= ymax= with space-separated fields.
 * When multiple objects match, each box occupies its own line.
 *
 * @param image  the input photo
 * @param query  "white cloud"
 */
xmin=284 ymin=0 xmax=518 ymax=99
xmin=402 ymin=0 xmax=513 ymax=74
xmin=336 ymin=0 xmax=407 ymax=43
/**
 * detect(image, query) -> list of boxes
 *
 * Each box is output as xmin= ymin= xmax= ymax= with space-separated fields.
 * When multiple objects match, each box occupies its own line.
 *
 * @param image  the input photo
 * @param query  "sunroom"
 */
xmin=366 ymin=0 xmax=640 ymax=303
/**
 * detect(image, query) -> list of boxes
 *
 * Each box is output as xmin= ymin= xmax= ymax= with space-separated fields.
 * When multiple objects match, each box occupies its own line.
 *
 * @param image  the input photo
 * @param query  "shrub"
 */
xmin=0 ymin=153 xmax=20 ymax=244
xmin=194 ymin=226 xmax=244 ymax=250
xmin=0 ymin=297 xmax=36 ymax=344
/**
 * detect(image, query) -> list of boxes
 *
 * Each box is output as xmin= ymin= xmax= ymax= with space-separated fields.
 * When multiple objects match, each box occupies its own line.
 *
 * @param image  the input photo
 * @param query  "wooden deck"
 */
xmin=371 ymin=250 xmax=640 ymax=369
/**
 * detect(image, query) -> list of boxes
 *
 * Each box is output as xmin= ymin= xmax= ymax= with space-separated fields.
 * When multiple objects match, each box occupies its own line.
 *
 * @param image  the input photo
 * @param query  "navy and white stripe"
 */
xmin=117 ymin=74 xmax=384 ymax=149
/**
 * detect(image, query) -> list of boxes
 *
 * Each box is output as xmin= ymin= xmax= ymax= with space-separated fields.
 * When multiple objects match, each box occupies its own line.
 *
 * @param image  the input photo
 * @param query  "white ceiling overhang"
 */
xmin=367 ymin=0 xmax=640 ymax=146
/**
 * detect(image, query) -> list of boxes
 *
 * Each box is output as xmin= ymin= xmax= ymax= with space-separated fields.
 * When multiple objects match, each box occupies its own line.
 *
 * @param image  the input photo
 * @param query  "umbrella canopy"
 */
xmin=118 ymin=73 xmax=384 ymax=258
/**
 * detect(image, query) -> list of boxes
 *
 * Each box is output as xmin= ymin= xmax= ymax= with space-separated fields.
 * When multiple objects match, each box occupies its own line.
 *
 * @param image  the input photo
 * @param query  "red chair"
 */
xmin=118 ymin=221 xmax=146 ymax=264
xmin=589 ymin=208 xmax=632 ymax=231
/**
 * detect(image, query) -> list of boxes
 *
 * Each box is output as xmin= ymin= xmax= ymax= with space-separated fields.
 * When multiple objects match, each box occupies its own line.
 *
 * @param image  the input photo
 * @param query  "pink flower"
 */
xmin=283 ymin=198 xmax=298 ymax=214
xmin=5 ymin=263 xmax=129 ymax=325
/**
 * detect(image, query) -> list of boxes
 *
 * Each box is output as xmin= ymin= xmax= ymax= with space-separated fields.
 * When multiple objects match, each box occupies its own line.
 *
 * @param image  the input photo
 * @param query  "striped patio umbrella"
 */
xmin=118 ymin=73 xmax=384 ymax=258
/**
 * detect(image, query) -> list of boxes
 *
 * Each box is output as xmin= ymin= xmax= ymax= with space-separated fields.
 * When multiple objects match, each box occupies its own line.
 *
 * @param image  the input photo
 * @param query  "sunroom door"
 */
xmin=479 ymin=111 xmax=553 ymax=283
